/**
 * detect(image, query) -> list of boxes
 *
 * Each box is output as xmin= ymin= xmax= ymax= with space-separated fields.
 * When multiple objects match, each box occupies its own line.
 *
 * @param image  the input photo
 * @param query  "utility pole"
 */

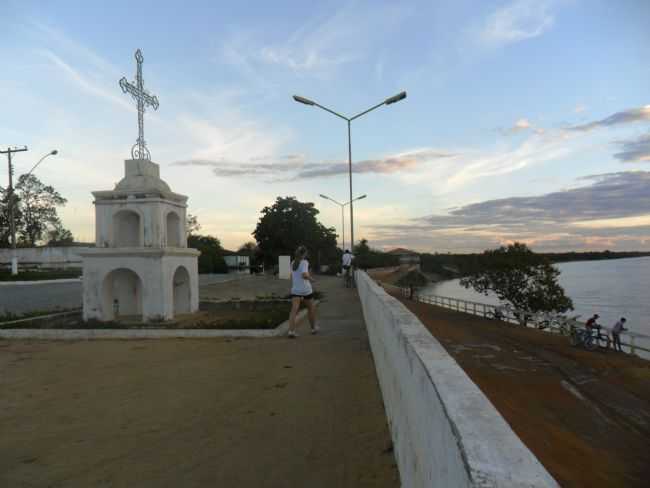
xmin=1 ymin=146 xmax=28 ymax=275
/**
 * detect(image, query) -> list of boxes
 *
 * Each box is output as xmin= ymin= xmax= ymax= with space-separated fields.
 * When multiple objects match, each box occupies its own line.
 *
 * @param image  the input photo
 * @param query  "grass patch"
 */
xmin=188 ymin=308 xmax=290 ymax=330
xmin=0 ymin=309 xmax=78 ymax=324
xmin=0 ymin=269 xmax=82 ymax=281
xmin=1 ymin=307 xmax=291 ymax=330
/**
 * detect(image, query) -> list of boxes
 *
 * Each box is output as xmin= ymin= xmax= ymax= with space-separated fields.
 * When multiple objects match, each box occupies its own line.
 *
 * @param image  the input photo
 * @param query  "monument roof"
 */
xmin=114 ymin=173 xmax=172 ymax=193
xmin=93 ymin=159 xmax=186 ymax=203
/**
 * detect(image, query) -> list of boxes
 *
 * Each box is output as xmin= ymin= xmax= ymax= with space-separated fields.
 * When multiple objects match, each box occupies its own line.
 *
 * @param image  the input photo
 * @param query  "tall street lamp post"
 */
xmin=293 ymin=91 xmax=406 ymax=251
xmin=1 ymin=148 xmax=58 ymax=275
xmin=319 ymin=194 xmax=367 ymax=251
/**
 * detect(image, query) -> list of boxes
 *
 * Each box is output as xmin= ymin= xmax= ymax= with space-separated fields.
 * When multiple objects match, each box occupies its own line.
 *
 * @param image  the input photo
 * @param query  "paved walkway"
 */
xmin=0 ymin=277 xmax=398 ymax=487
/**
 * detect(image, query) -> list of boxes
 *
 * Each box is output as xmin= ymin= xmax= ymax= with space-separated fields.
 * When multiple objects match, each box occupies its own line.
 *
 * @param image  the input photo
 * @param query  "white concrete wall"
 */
xmin=278 ymin=256 xmax=290 ymax=279
xmin=356 ymin=271 xmax=558 ymax=488
xmin=0 ymin=247 xmax=91 ymax=268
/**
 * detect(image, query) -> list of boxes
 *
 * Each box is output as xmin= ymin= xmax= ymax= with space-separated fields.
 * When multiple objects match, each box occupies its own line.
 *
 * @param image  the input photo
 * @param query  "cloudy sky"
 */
xmin=2 ymin=0 xmax=649 ymax=252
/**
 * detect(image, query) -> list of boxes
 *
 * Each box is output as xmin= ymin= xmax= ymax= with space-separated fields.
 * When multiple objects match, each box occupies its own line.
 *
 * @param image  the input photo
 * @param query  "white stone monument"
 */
xmin=80 ymin=49 xmax=199 ymax=322
xmin=80 ymin=159 xmax=199 ymax=322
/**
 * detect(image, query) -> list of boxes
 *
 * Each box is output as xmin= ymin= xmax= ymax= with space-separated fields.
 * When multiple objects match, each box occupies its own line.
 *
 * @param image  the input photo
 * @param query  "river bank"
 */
xmin=390 ymin=291 xmax=650 ymax=487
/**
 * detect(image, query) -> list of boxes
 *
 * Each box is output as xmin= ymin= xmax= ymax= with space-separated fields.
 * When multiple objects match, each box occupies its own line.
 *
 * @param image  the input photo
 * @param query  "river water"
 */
xmin=423 ymin=256 xmax=650 ymax=338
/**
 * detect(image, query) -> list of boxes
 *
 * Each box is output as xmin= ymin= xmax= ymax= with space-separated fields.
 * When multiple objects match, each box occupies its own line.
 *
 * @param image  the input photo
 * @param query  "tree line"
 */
xmin=0 ymin=175 xmax=72 ymax=247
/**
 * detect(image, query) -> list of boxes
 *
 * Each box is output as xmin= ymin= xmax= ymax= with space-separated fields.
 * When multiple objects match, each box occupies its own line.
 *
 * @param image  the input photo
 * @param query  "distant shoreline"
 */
xmin=544 ymin=252 xmax=650 ymax=264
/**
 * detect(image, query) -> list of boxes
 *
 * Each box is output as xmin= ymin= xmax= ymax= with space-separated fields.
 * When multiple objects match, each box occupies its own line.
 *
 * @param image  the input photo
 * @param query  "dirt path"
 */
xmin=0 ymin=277 xmax=398 ymax=487
xmin=394 ymin=293 xmax=650 ymax=488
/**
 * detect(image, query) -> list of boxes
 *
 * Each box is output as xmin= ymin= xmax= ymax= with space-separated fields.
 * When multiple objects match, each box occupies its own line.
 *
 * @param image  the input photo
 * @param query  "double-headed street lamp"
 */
xmin=319 ymin=193 xmax=367 ymax=251
xmin=1 ymin=148 xmax=58 ymax=274
xmin=293 ymin=91 xmax=406 ymax=251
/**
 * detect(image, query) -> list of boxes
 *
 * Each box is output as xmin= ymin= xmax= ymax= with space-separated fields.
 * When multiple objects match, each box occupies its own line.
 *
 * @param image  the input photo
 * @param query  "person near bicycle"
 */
xmin=611 ymin=317 xmax=627 ymax=352
xmin=585 ymin=314 xmax=601 ymax=334
xmin=342 ymin=250 xmax=354 ymax=282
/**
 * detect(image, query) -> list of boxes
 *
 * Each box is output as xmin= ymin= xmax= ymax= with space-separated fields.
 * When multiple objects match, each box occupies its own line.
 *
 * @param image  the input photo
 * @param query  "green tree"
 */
xmin=253 ymin=196 xmax=338 ymax=268
xmin=352 ymin=238 xmax=399 ymax=269
xmin=15 ymin=174 xmax=67 ymax=246
xmin=0 ymin=185 xmax=23 ymax=248
xmin=186 ymin=213 xmax=201 ymax=237
xmin=47 ymin=219 xmax=74 ymax=246
xmin=460 ymin=242 xmax=573 ymax=320
xmin=396 ymin=270 xmax=429 ymax=299
xmin=188 ymin=234 xmax=228 ymax=273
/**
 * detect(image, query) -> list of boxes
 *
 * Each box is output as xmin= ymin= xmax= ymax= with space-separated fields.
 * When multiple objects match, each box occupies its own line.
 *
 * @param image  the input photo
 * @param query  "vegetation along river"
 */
xmin=424 ymin=256 xmax=650 ymax=341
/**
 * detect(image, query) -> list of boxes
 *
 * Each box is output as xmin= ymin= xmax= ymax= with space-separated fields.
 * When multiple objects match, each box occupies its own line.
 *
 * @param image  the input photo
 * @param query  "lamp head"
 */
xmin=50 ymin=150 xmax=58 ymax=156
xmin=358 ymin=194 xmax=367 ymax=200
xmin=385 ymin=91 xmax=407 ymax=105
xmin=293 ymin=95 xmax=316 ymax=106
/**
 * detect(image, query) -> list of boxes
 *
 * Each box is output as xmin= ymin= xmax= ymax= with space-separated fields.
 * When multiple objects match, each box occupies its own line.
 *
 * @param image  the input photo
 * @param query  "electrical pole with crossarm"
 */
xmin=1 ymin=145 xmax=28 ymax=274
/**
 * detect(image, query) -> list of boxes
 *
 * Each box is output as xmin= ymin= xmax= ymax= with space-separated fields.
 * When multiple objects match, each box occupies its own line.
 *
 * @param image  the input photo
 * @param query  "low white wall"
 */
xmin=0 ymin=247 xmax=91 ymax=268
xmin=356 ymin=271 xmax=558 ymax=488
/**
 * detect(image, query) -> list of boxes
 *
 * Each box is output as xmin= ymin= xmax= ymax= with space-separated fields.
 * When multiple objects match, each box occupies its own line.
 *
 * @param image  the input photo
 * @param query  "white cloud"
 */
xmin=368 ymin=171 xmax=650 ymax=252
xmin=503 ymin=117 xmax=533 ymax=134
xmin=38 ymin=49 xmax=133 ymax=113
xmin=568 ymin=105 xmax=650 ymax=132
xmin=445 ymin=128 xmax=573 ymax=188
xmin=479 ymin=0 xmax=555 ymax=46
xmin=221 ymin=2 xmax=410 ymax=77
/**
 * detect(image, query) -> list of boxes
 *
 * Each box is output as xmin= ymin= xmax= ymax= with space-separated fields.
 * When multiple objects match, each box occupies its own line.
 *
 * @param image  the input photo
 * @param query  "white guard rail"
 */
xmin=399 ymin=287 xmax=650 ymax=357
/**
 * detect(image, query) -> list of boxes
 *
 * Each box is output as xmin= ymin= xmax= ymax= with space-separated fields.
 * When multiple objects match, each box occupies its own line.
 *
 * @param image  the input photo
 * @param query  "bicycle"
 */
xmin=487 ymin=307 xmax=505 ymax=321
xmin=570 ymin=326 xmax=611 ymax=351
xmin=531 ymin=311 xmax=554 ymax=330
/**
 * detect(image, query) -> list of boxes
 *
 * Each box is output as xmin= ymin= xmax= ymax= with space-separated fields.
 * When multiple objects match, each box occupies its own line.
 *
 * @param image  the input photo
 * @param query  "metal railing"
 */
xmin=396 ymin=287 xmax=650 ymax=357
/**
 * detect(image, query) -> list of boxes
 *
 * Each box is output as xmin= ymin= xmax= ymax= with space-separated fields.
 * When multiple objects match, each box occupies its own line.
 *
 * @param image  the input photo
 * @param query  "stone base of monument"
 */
xmin=80 ymin=247 xmax=200 ymax=322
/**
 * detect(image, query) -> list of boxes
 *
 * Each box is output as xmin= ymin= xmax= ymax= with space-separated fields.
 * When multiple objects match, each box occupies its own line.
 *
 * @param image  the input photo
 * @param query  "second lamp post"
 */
xmin=319 ymin=193 xmax=366 ymax=251
xmin=294 ymin=91 xmax=406 ymax=251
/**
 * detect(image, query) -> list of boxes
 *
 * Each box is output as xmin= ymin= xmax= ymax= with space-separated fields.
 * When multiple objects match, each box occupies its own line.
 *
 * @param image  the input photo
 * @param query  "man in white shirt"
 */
xmin=342 ymin=250 xmax=353 ymax=269
xmin=611 ymin=317 xmax=627 ymax=352
xmin=341 ymin=250 xmax=354 ymax=286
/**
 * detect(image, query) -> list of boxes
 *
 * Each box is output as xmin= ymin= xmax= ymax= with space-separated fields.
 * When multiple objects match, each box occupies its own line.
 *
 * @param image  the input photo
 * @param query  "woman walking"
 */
xmin=288 ymin=245 xmax=319 ymax=338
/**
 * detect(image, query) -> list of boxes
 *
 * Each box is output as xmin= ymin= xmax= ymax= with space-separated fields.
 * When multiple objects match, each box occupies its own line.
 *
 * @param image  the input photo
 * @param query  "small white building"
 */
xmin=224 ymin=255 xmax=250 ymax=271
xmin=80 ymin=159 xmax=199 ymax=322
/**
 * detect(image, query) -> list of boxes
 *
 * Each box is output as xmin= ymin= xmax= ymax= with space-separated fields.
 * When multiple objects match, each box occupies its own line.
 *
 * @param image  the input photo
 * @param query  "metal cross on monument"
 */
xmin=119 ymin=49 xmax=159 ymax=160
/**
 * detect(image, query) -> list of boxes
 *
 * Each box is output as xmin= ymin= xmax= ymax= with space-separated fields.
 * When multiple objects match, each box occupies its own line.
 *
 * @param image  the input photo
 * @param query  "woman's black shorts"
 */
xmin=291 ymin=293 xmax=314 ymax=300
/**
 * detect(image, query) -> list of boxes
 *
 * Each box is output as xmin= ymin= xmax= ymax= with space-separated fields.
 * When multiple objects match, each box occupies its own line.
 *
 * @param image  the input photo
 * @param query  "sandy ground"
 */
xmin=393 ymin=293 xmax=650 ymax=488
xmin=0 ymin=277 xmax=398 ymax=487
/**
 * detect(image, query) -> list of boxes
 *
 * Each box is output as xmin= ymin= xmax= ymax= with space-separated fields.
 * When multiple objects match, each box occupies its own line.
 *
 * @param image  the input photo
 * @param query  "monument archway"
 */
xmin=113 ymin=210 xmax=141 ymax=247
xmin=173 ymin=266 xmax=191 ymax=315
xmin=166 ymin=211 xmax=182 ymax=247
xmin=102 ymin=268 xmax=143 ymax=321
